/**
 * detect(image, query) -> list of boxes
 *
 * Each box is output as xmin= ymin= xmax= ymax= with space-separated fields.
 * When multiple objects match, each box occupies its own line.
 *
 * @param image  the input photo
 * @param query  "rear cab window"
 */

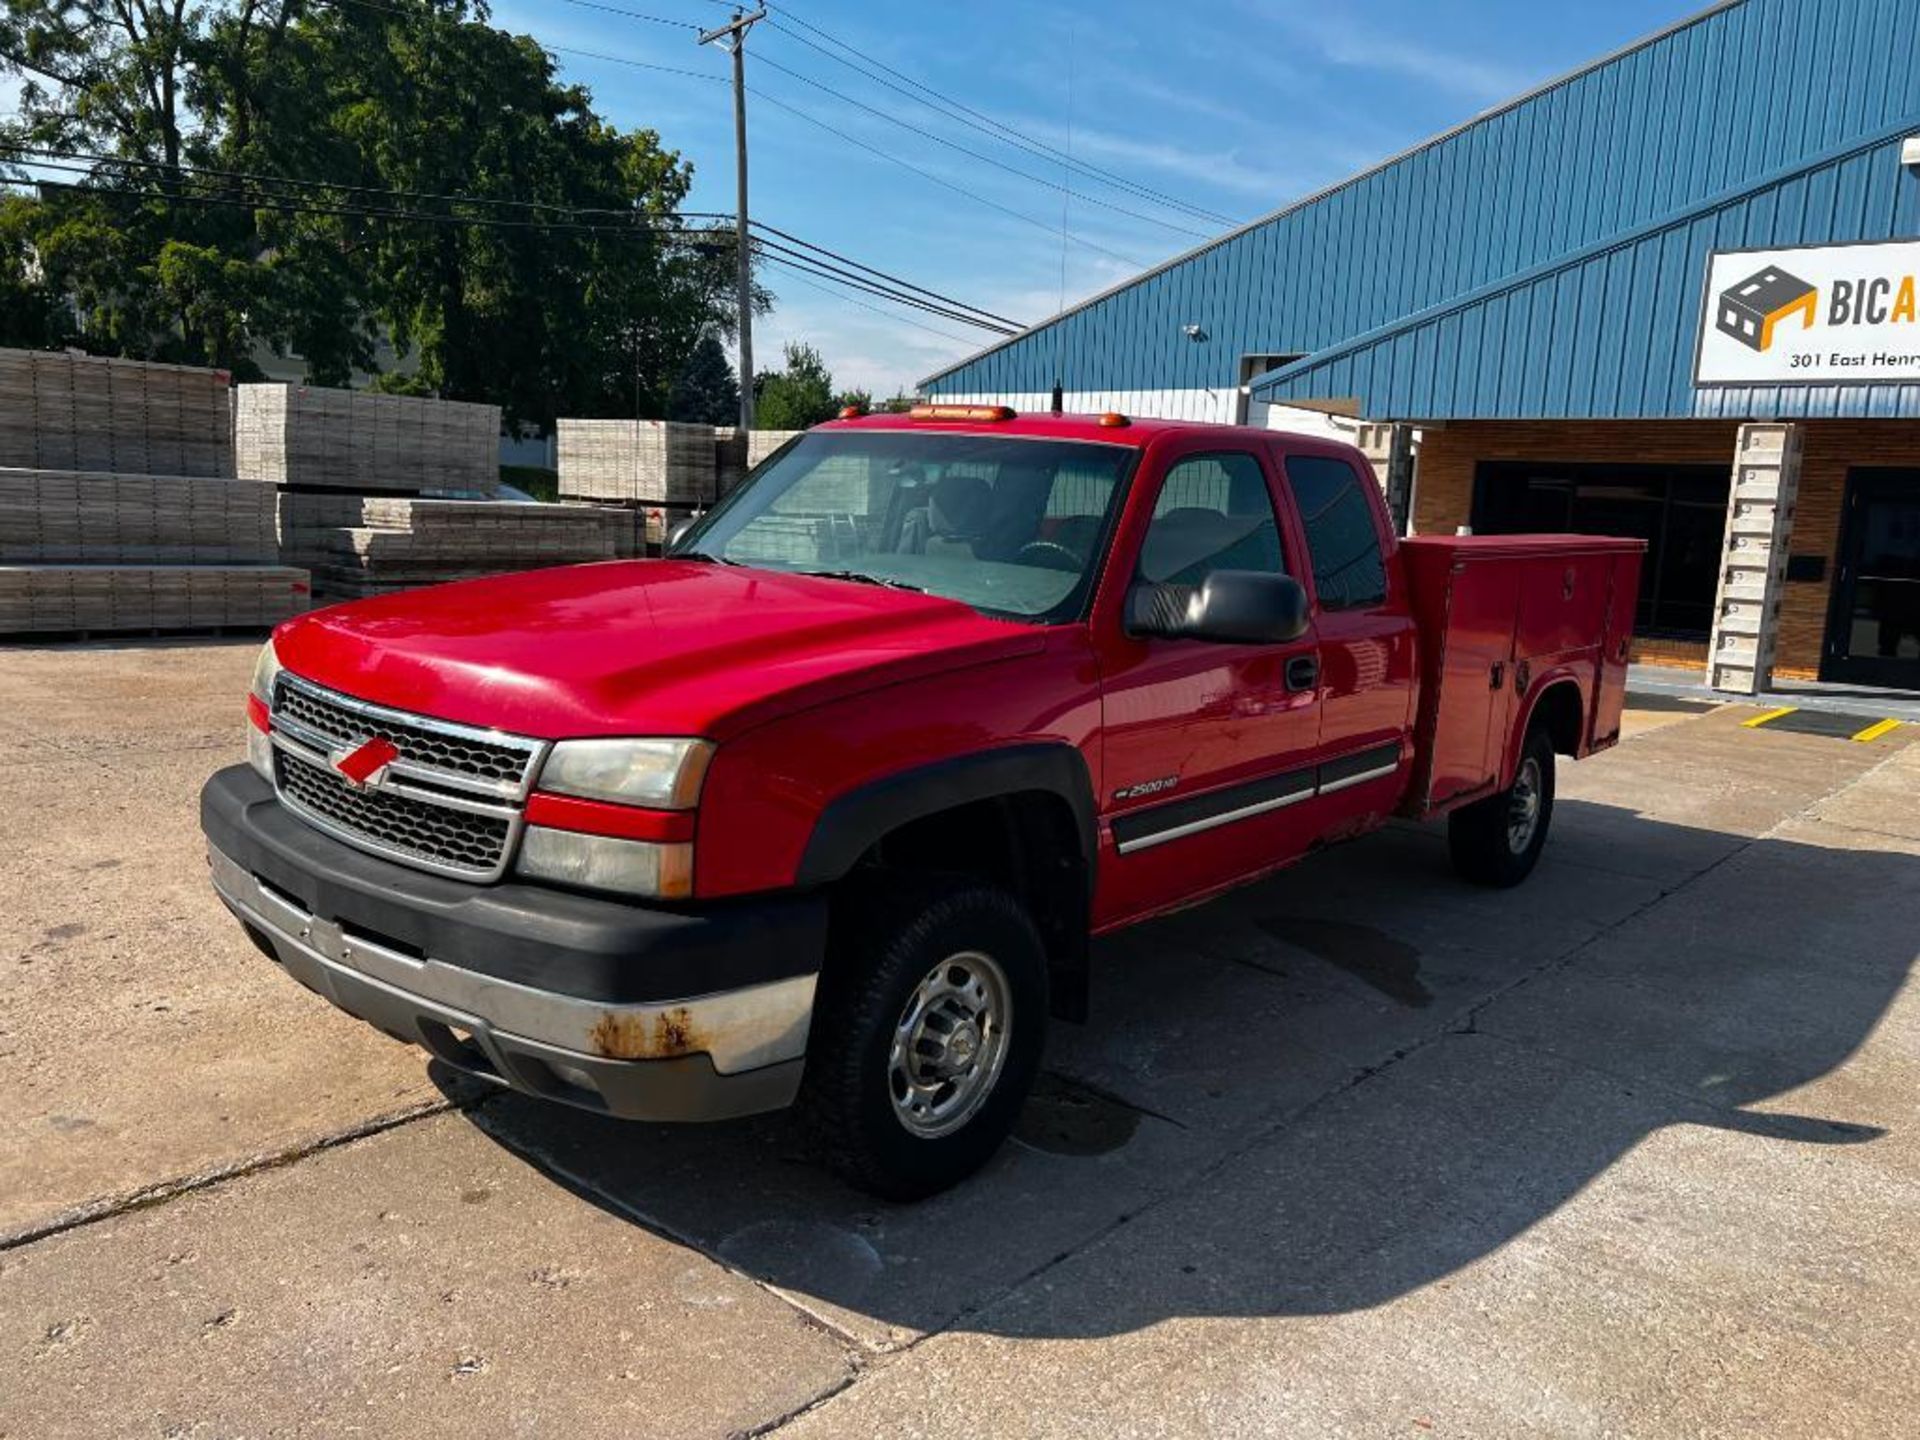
xmin=1283 ymin=454 xmax=1388 ymax=610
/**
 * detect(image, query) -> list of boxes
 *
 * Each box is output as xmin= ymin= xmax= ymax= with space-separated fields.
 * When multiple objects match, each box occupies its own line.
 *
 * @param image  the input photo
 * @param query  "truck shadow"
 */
xmin=442 ymin=798 xmax=1914 ymax=1340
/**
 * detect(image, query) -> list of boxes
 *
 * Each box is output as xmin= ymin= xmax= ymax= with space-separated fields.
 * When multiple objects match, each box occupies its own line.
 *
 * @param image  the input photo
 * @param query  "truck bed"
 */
xmin=1398 ymin=534 xmax=1645 ymax=818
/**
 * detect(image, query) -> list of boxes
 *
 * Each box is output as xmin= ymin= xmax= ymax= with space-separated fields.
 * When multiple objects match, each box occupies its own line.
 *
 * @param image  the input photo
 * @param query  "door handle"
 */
xmin=1286 ymin=654 xmax=1319 ymax=693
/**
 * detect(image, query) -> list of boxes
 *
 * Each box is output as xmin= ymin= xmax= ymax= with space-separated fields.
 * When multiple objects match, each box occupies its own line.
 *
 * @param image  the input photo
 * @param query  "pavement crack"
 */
xmin=0 ymin=1092 xmax=485 ymax=1254
xmin=464 ymin=1113 xmax=876 ymax=1357
xmin=741 ymin=1356 xmax=866 ymax=1439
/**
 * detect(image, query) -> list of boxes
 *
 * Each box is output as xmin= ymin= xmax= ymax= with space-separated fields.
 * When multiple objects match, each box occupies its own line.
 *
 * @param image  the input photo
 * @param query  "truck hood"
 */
xmin=271 ymin=560 xmax=1046 ymax=739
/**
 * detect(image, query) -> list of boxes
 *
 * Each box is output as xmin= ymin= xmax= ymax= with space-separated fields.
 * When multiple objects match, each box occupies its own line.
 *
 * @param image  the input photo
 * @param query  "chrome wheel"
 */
xmin=889 ymin=950 xmax=1012 ymax=1139
xmin=1507 ymin=755 xmax=1543 ymax=854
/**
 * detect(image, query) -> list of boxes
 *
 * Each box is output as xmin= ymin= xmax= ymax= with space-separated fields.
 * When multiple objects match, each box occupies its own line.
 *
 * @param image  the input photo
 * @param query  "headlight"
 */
xmin=538 ymin=737 xmax=714 ymax=809
xmin=250 ymin=638 xmax=282 ymax=704
xmin=517 ymin=827 xmax=694 ymax=898
xmin=246 ymin=639 xmax=281 ymax=781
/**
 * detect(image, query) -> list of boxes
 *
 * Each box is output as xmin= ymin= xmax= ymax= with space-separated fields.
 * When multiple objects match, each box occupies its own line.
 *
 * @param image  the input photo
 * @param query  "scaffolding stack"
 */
xmin=235 ymin=384 xmax=500 ymax=494
xmin=0 ymin=350 xmax=314 ymax=637
xmin=0 ymin=349 xmax=234 ymax=477
xmin=279 ymin=493 xmax=637 ymax=601
xmin=556 ymin=420 xmax=718 ymax=505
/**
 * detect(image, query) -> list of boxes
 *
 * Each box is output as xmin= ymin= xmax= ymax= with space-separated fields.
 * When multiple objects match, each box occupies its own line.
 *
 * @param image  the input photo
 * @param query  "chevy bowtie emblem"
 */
xmin=329 ymin=736 xmax=400 ymax=790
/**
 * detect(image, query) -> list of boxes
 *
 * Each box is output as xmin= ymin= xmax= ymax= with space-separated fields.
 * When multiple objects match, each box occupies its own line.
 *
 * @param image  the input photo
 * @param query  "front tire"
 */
xmin=1448 ymin=725 xmax=1555 ymax=887
xmin=798 ymin=876 xmax=1047 ymax=1200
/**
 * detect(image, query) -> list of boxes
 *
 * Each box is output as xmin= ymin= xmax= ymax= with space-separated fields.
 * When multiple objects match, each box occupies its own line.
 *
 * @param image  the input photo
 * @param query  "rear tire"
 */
xmin=1448 ymin=725 xmax=1555 ymax=888
xmin=798 ymin=875 xmax=1048 ymax=1200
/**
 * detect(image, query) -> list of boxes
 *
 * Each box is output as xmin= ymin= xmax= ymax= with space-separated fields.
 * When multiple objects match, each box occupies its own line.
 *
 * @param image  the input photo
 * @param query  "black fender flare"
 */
xmin=794 ymin=742 xmax=1099 ymax=890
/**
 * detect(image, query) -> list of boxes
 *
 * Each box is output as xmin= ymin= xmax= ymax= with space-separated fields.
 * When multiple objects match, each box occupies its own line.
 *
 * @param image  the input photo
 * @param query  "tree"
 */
xmin=0 ymin=0 xmax=754 ymax=425
xmin=0 ymin=196 xmax=70 ymax=350
xmin=668 ymin=332 xmax=741 ymax=426
xmin=754 ymin=341 xmax=838 ymax=430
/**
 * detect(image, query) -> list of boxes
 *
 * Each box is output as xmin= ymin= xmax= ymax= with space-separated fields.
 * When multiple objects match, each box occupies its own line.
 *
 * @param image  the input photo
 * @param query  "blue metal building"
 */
xmin=922 ymin=0 xmax=1920 ymax=692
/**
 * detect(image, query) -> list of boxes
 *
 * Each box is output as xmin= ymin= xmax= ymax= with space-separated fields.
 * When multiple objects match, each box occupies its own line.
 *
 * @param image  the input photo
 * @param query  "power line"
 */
xmin=760 ymin=254 xmax=974 ymax=347
xmin=299 ymin=0 xmax=1142 ymax=274
xmin=749 ymin=240 xmax=1016 ymax=334
xmin=6 ymin=5 xmax=1058 ymax=334
xmin=746 ymin=87 xmax=1142 ymax=269
xmin=759 ymin=12 xmax=1239 ymax=228
xmin=547 ymin=0 xmax=699 ymax=30
xmin=750 ymin=219 xmax=1018 ymax=327
xmin=9 ymin=145 xmax=1022 ymax=327
xmin=9 ymin=158 xmax=735 ymax=235
xmin=4 ymin=144 xmax=733 ymax=224
xmin=5 ymin=154 xmax=1024 ymax=331
xmin=310 ymin=0 xmax=729 ymax=81
xmin=745 ymin=47 xmax=1213 ymax=240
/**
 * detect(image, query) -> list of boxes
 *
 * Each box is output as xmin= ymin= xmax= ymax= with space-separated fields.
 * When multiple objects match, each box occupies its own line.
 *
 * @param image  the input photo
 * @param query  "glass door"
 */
xmin=1825 ymin=469 xmax=1920 ymax=691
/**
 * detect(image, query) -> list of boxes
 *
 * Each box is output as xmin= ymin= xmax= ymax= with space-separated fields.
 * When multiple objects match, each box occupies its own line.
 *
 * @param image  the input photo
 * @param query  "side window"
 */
xmin=1135 ymin=452 xmax=1284 ymax=586
xmin=1285 ymin=455 xmax=1388 ymax=609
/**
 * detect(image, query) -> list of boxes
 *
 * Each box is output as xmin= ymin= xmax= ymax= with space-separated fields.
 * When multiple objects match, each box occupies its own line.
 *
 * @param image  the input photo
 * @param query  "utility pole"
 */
xmin=699 ymin=7 xmax=766 ymax=432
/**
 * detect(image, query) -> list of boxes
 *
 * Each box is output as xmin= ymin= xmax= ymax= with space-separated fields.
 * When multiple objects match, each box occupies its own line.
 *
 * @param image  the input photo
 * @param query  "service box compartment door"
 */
xmin=1402 ymin=544 xmax=1519 ymax=812
xmin=1591 ymin=550 xmax=1643 ymax=747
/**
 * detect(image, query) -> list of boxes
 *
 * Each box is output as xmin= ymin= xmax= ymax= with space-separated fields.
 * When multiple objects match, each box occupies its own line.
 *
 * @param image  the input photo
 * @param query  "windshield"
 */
xmin=674 ymin=430 xmax=1137 ymax=622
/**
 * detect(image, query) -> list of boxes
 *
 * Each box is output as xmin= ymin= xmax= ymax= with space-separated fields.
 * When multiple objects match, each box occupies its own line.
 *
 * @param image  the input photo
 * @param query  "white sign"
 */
xmin=1694 ymin=240 xmax=1920 ymax=386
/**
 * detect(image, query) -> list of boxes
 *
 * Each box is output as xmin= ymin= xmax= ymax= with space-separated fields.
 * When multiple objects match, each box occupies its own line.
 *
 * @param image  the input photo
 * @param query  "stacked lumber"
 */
xmin=234 ymin=384 xmax=499 ymax=494
xmin=279 ymin=493 xmax=634 ymax=600
xmin=0 ymin=349 xmax=233 ymax=476
xmin=0 ymin=469 xmax=279 ymax=565
xmin=0 ymin=565 xmax=309 ymax=634
xmin=557 ymin=420 xmax=716 ymax=504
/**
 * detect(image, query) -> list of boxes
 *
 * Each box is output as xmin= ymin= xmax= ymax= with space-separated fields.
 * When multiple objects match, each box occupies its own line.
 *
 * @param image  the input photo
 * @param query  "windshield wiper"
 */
xmin=676 ymin=550 xmax=742 ymax=565
xmin=797 ymin=569 xmax=926 ymax=593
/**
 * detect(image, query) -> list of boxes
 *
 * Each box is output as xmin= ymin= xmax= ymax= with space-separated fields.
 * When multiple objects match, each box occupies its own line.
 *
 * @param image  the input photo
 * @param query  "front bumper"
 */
xmin=201 ymin=765 xmax=824 ymax=1122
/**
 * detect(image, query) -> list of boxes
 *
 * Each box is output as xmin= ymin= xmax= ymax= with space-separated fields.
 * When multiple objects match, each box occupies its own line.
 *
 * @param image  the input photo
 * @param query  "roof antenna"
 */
xmin=1051 ymin=28 xmax=1074 ymax=416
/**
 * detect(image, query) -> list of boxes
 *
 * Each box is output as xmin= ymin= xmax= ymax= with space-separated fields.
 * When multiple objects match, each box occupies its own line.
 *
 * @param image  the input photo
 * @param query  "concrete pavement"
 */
xmin=2 ymin=642 xmax=1915 ymax=1437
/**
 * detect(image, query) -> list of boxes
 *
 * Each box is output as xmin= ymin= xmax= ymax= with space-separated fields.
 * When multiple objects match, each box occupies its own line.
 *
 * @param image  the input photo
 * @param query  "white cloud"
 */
xmin=1012 ymin=116 xmax=1302 ymax=204
xmin=1281 ymin=14 xmax=1533 ymax=104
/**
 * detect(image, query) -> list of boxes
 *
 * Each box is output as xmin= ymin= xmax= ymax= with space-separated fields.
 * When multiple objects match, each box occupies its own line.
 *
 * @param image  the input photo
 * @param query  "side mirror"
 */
xmin=664 ymin=516 xmax=700 ymax=554
xmin=1126 ymin=570 xmax=1310 ymax=645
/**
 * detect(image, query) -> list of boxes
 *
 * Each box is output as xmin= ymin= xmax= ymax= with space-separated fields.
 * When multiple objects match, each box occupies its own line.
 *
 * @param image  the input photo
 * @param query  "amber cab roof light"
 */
xmin=837 ymin=403 xmax=866 ymax=419
xmin=908 ymin=403 xmax=1015 ymax=422
xmin=1097 ymin=411 xmax=1130 ymax=427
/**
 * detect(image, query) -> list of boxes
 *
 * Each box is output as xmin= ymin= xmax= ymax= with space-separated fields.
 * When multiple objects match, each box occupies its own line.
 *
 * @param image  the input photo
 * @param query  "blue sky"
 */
xmin=13 ymin=0 xmax=1711 ymax=396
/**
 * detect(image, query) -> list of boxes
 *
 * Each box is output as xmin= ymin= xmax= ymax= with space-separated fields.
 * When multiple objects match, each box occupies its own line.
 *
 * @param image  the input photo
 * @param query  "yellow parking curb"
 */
xmin=1851 ymin=718 xmax=1902 ymax=743
xmin=1742 ymin=706 xmax=1797 ymax=729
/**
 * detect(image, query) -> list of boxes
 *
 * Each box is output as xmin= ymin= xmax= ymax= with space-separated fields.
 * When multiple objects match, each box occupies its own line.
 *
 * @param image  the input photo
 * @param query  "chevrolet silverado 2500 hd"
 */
xmin=201 ymin=406 xmax=1644 ymax=1197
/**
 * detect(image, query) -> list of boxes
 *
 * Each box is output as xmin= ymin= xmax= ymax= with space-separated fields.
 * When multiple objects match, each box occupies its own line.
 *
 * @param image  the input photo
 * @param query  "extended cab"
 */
xmin=201 ymin=408 xmax=1643 ymax=1197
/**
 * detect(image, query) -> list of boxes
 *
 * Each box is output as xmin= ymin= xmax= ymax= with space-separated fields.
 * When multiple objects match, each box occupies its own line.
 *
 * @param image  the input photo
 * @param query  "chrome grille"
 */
xmin=276 ymin=747 xmax=514 ymax=879
xmin=273 ymin=674 xmax=540 ymax=793
xmin=265 ymin=674 xmax=543 ymax=881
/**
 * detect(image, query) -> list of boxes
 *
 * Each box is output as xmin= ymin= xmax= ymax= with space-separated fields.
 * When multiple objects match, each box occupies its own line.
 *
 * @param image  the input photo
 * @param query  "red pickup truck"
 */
xmin=201 ymin=407 xmax=1642 ymax=1197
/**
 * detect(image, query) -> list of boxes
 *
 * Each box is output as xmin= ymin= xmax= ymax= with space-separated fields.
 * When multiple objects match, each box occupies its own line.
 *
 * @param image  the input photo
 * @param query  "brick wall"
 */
xmin=1411 ymin=419 xmax=1920 ymax=681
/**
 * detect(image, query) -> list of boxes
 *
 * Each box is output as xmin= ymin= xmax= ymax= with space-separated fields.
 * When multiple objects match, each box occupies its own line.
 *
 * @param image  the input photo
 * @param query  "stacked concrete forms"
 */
xmin=0 ymin=348 xmax=234 ymax=477
xmin=280 ymin=494 xmax=636 ymax=601
xmin=235 ymin=385 xmax=500 ymax=494
xmin=556 ymin=420 xmax=718 ymax=505
xmin=0 ymin=351 xmax=312 ymax=636
xmin=0 ymin=470 xmax=280 ymax=565
xmin=0 ymin=564 xmax=310 ymax=633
